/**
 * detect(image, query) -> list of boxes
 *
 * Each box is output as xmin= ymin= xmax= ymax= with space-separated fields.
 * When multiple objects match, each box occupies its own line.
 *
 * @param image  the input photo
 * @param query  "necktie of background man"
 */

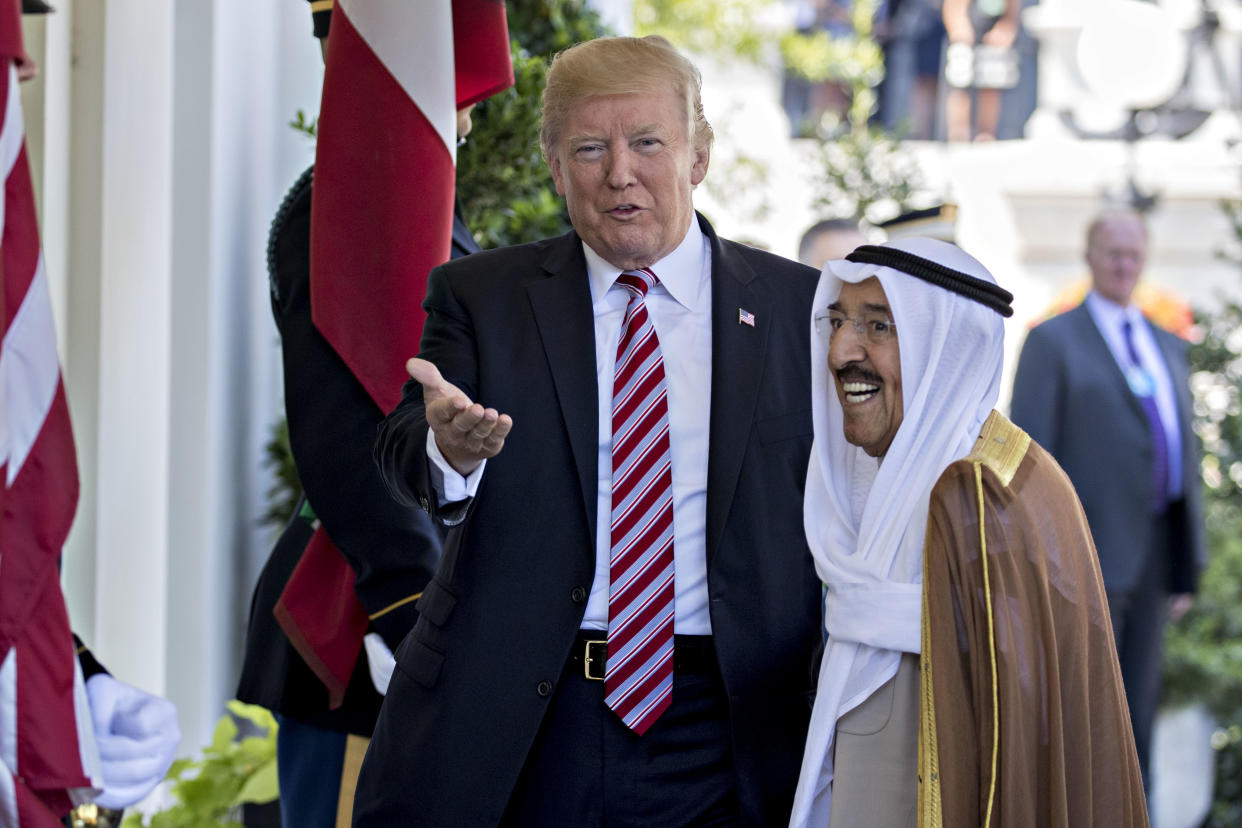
xmin=1122 ymin=319 xmax=1169 ymax=514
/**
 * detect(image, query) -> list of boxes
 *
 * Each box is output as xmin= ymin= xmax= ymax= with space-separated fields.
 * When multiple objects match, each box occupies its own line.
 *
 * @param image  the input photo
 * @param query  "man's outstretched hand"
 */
xmin=408 ymin=357 xmax=512 ymax=476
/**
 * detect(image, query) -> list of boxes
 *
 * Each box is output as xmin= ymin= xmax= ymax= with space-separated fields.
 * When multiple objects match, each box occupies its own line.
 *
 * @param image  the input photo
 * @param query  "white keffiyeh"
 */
xmin=789 ymin=237 xmax=1006 ymax=827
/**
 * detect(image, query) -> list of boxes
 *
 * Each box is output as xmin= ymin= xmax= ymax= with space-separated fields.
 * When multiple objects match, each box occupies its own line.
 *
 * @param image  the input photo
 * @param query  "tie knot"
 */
xmin=617 ymin=268 xmax=659 ymax=298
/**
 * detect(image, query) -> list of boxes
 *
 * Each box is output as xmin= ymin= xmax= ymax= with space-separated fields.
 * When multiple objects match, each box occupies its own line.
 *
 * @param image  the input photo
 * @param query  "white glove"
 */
xmin=86 ymin=673 xmax=181 ymax=809
xmin=363 ymin=632 xmax=395 ymax=695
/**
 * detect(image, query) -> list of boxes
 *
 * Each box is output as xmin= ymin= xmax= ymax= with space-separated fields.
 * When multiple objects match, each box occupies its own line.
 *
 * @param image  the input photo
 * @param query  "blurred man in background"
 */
xmin=1010 ymin=209 xmax=1204 ymax=790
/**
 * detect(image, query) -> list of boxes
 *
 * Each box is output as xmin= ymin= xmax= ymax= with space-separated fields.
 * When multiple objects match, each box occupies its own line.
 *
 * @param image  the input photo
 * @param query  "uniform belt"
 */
xmin=569 ymin=632 xmax=716 ymax=681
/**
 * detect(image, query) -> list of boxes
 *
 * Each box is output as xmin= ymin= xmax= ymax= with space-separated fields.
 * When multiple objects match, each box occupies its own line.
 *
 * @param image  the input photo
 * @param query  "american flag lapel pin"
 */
xmin=738 ymin=308 xmax=756 ymax=327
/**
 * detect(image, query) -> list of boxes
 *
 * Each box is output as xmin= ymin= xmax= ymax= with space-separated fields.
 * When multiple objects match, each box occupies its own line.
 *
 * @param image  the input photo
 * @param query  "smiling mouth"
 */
xmin=841 ymin=381 xmax=880 ymax=404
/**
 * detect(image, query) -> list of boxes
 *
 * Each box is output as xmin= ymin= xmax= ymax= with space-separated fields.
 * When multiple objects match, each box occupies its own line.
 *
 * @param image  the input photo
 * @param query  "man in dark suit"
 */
xmin=1010 ymin=208 xmax=1204 ymax=789
xmin=355 ymin=35 xmax=823 ymax=827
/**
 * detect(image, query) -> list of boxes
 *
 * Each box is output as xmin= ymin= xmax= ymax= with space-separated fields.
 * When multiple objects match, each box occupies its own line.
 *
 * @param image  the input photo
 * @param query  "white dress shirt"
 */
xmin=1085 ymin=290 xmax=1184 ymax=498
xmin=428 ymin=219 xmax=714 ymax=634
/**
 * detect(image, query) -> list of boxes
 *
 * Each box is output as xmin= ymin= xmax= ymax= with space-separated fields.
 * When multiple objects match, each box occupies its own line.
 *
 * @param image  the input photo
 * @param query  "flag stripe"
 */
xmin=311 ymin=4 xmax=456 ymax=412
xmin=2 ymin=255 xmax=58 ymax=485
xmin=0 ymin=12 xmax=96 ymax=819
xmin=309 ymin=1 xmax=512 ymax=413
xmin=338 ymin=0 xmax=456 ymax=161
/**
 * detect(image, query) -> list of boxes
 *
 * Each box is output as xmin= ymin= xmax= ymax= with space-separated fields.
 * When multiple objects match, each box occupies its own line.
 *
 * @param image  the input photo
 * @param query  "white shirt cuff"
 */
xmin=426 ymin=429 xmax=485 ymax=504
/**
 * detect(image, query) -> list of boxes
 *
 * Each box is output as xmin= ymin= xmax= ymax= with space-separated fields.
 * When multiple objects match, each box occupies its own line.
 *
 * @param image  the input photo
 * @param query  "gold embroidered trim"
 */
xmin=335 ymin=733 xmax=369 ymax=828
xmin=976 ymin=462 xmax=1000 ymax=826
xmin=310 ymin=0 xmax=334 ymax=12
xmin=967 ymin=410 xmax=1030 ymax=488
xmin=918 ymin=546 xmax=942 ymax=826
xmin=369 ymin=592 xmax=422 ymax=619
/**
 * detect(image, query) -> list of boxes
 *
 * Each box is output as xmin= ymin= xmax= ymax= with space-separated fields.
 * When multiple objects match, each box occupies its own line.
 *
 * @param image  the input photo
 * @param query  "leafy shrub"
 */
xmin=121 ymin=702 xmax=278 ymax=828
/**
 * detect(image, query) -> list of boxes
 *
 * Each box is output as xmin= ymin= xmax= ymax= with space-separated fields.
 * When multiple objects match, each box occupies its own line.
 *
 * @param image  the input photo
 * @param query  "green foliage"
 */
xmin=778 ymin=0 xmax=925 ymax=223
xmin=809 ymin=126 xmax=924 ymax=224
xmin=1162 ymin=193 xmax=1242 ymax=823
xmin=456 ymin=0 xmax=611 ymax=248
xmin=121 ymin=702 xmax=278 ymax=828
xmin=288 ymin=109 xmax=317 ymax=140
xmin=260 ymin=417 xmax=299 ymax=530
xmin=1209 ymin=724 xmax=1242 ymax=826
xmin=781 ymin=0 xmax=884 ymax=135
xmin=505 ymin=0 xmax=608 ymax=56
xmin=634 ymin=0 xmax=778 ymax=63
xmin=1162 ymin=494 xmax=1242 ymax=719
xmin=457 ymin=52 xmax=570 ymax=249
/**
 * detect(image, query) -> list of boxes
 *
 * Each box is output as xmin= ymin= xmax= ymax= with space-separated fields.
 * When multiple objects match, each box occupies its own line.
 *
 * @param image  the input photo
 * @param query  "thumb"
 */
xmin=407 ymin=358 xmax=444 ymax=390
xmin=407 ymin=358 xmax=464 ymax=403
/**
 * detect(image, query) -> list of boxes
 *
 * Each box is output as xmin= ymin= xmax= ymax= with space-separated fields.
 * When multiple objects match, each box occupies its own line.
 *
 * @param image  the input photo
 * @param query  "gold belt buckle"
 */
xmin=583 ymin=639 xmax=606 ymax=681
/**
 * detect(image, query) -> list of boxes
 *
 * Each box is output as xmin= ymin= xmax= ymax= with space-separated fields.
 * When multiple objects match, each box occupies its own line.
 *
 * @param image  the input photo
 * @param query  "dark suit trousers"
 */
xmin=501 ymin=636 xmax=739 ymax=828
xmin=1107 ymin=509 xmax=1174 ymax=788
xmin=275 ymin=714 xmax=347 ymax=828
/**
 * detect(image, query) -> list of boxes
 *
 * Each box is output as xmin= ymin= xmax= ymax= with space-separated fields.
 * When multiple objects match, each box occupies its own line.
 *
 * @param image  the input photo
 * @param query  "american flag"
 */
xmin=738 ymin=308 xmax=756 ymax=327
xmin=0 ymin=0 xmax=101 ymax=823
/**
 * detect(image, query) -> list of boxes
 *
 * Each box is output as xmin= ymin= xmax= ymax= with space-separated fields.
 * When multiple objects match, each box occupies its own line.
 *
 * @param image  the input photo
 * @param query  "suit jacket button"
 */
xmin=570 ymin=586 xmax=587 ymax=604
xmin=419 ymin=496 xmax=430 ymax=511
xmin=537 ymin=680 xmax=553 ymax=698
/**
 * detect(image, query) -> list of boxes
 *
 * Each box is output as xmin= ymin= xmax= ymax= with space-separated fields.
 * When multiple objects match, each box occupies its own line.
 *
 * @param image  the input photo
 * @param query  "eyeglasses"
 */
xmin=814 ymin=309 xmax=897 ymax=345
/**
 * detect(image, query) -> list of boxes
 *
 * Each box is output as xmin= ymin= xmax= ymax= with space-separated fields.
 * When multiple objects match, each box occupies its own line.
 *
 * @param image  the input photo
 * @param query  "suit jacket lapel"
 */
xmin=1071 ymin=302 xmax=1147 ymax=421
xmin=703 ymin=217 xmax=768 ymax=565
xmin=527 ymin=232 xmax=599 ymax=544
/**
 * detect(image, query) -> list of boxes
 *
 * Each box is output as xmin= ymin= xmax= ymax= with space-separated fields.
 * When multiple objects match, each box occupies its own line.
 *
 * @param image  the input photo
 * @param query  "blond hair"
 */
xmin=540 ymin=35 xmax=714 ymax=161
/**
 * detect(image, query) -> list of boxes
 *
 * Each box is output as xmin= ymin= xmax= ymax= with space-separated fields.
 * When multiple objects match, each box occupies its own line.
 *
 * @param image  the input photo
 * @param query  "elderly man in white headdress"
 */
xmin=790 ymin=239 xmax=1148 ymax=827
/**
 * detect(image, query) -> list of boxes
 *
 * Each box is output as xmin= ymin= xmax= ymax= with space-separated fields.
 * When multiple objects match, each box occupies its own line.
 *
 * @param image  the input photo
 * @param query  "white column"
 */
xmin=91 ymin=0 xmax=175 ymax=695
xmin=163 ymin=0 xmax=319 ymax=744
xmin=60 ymin=0 xmax=104 ymax=647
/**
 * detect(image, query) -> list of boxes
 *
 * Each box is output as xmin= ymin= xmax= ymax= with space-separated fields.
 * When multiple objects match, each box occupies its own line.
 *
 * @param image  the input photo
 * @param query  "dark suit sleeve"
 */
xmin=1009 ymin=323 xmax=1064 ymax=455
xmin=306 ymin=0 xmax=331 ymax=39
xmin=374 ymin=260 xmax=480 ymax=524
xmin=73 ymin=634 xmax=108 ymax=680
xmin=271 ymin=171 xmax=441 ymax=650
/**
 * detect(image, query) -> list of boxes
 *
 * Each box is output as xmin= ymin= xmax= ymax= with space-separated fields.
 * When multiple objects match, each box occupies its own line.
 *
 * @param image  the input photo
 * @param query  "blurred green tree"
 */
xmin=1162 ymin=197 xmax=1242 ymax=826
xmin=634 ymin=0 xmax=925 ymax=225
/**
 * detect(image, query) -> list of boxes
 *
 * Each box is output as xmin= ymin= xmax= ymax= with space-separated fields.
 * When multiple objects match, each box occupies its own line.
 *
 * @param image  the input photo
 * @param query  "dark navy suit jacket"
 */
xmin=1010 ymin=302 xmax=1203 ymax=596
xmin=357 ymin=214 xmax=823 ymax=826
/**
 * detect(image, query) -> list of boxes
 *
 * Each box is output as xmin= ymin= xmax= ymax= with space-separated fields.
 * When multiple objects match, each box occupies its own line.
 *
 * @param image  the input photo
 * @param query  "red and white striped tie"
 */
xmin=605 ymin=267 xmax=675 ymax=735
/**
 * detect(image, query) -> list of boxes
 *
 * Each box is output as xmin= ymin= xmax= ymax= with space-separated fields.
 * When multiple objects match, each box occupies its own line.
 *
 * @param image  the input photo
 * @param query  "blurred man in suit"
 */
xmin=356 ymin=35 xmax=823 ymax=827
xmin=1010 ymin=209 xmax=1204 ymax=788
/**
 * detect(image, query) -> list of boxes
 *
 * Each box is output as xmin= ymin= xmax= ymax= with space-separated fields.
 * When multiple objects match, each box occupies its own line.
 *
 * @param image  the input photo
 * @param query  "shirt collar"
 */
xmin=1085 ymin=289 xmax=1144 ymax=330
xmin=583 ymin=217 xmax=707 ymax=311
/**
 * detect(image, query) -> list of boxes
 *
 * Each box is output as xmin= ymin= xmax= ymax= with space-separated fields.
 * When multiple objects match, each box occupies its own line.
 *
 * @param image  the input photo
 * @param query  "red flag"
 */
xmin=310 ymin=0 xmax=513 ymax=414
xmin=287 ymin=1 xmax=512 ymax=702
xmin=273 ymin=526 xmax=369 ymax=709
xmin=0 ymin=0 xmax=100 ymax=821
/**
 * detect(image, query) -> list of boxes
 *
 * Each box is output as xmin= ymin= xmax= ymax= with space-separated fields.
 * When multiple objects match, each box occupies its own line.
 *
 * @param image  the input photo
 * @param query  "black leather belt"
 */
xmin=569 ymin=632 xmax=716 ymax=681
